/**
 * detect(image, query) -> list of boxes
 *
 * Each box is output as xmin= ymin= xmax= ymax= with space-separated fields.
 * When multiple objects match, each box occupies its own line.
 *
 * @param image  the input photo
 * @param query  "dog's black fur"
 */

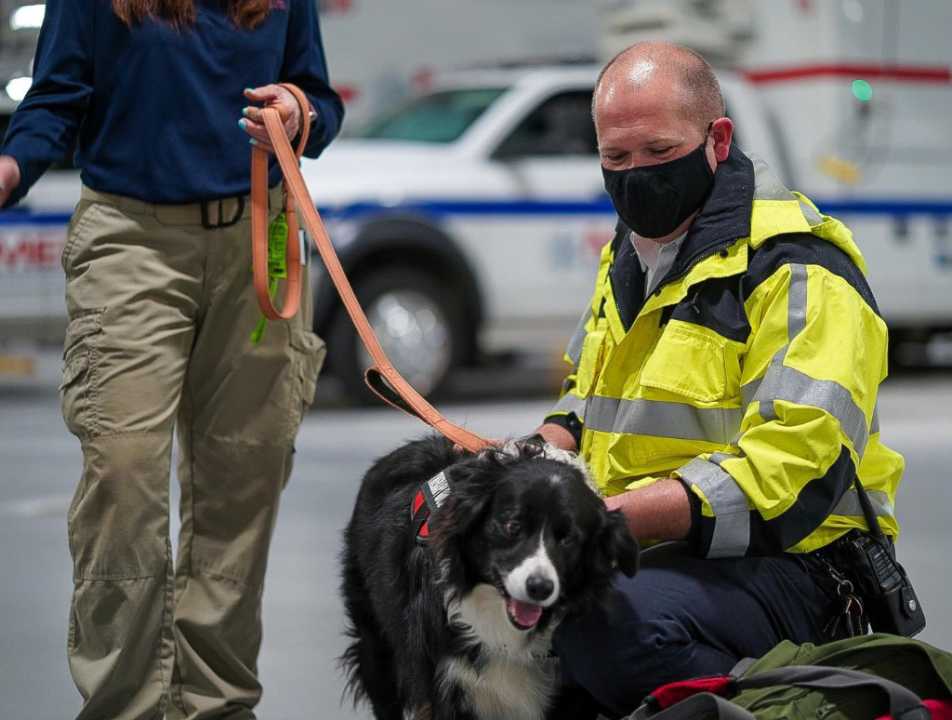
xmin=340 ymin=435 xmax=639 ymax=720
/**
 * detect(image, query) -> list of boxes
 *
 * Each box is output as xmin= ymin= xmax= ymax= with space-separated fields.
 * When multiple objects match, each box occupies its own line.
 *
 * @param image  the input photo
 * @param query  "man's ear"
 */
xmin=601 ymin=510 xmax=640 ymax=578
xmin=711 ymin=116 xmax=733 ymax=163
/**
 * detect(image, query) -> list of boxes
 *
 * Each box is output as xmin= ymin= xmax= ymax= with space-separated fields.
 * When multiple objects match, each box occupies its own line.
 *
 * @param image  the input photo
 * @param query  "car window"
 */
xmin=0 ymin=113 xmax=76 ymax=170
xmin=358 ymin=87 xmax=507 ymax=144
xmin=495 ymin=90 xmax=597 ymax=159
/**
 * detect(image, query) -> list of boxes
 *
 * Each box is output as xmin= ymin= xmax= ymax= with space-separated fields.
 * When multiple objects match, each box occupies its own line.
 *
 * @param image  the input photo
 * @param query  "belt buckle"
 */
xmin=200 ymin=196 xmax=245 ymax=229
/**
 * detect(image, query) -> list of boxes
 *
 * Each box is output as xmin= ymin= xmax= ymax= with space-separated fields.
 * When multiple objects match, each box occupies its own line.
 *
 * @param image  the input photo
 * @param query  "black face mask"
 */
xmin=602 ymin=138 xmax=715 ymax=239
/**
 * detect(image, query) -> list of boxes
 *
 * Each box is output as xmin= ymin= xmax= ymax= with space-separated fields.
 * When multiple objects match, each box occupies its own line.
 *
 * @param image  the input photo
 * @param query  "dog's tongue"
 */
xmin=507 ymin=598 xmax=543 ymax=629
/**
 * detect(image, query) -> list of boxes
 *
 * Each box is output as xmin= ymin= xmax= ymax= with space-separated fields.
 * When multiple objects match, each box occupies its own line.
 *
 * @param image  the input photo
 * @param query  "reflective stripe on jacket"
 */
xmin=547 ymin=146 xmax=903 ymax=557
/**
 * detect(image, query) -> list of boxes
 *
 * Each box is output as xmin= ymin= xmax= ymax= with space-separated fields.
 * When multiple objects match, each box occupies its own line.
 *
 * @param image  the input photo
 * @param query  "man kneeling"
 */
xmin=535 ymin=41 xmax=904 ymax=718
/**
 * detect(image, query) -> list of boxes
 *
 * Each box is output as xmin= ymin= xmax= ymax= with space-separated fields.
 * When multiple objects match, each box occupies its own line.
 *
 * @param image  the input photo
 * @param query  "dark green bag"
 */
xmin=633 ymin=634 xmax=952 ymax=720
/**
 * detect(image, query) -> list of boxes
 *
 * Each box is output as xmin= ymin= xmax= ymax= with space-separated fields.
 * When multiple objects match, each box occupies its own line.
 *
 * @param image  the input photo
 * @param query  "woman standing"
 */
xmin=0 ymin=1 xmax=343 ymax=717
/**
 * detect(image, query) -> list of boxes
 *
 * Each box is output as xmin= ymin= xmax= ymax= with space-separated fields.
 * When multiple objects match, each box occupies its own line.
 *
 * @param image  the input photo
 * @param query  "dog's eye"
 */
xmin=558 ymin=532 xmax=577 ymax=547
xmin=503 ymin=520 xmax=521 ymax=538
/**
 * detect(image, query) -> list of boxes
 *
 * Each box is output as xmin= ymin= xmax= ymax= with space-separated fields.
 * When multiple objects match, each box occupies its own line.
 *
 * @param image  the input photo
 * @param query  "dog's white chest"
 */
xmin=442 ymin=584 xmax=557 ymax=720
xmin=440 ymin=655 xmax=557 ymax=720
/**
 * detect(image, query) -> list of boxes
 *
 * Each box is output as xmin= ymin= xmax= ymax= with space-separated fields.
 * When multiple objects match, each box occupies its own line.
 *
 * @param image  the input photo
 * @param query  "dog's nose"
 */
xmin=525 ymin=574 xmax=554 ymax=602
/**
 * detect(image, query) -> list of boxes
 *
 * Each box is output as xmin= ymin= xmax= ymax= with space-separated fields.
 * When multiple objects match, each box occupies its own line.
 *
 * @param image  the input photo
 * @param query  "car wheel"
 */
xmin=328 ymin=266 xmax=465 ymax=404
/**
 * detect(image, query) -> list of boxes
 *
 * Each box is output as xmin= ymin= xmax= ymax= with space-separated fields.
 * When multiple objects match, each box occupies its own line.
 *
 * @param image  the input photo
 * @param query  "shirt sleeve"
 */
xmin=282 ymin=0 xmax=344 ymax=158
xmin=674 ymin=259 xmax=889 ymax=558
xmin=1 ymin=0 xmax=94 ymax=207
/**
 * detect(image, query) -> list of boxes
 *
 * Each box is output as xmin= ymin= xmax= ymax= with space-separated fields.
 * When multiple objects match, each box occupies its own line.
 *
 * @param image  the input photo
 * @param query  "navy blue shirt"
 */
xmin=2 ymin=0 xmax=344 ymax=206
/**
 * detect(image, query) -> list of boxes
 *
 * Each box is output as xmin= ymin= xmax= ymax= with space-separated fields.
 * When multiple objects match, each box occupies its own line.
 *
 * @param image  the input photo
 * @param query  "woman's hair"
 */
xmin=113 ymin=0 xmax=272 ymax=29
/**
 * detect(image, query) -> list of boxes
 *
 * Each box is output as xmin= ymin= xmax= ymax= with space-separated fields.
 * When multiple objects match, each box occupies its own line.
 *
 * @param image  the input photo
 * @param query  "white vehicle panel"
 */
xmin=2 ymin=60 xmax=949 ymax=373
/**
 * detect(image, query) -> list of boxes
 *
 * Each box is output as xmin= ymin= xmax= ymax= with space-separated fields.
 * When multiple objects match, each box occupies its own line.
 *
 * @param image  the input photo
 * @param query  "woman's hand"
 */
xmin=239 ymin=85 xmax=307 ymax=152
xmin=0 ymin=155 xmax=22 ymax=207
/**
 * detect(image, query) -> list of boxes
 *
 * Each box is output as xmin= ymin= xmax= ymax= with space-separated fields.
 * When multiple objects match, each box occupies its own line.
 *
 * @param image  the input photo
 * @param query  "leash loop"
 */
xmin=250 ymin=83 xmax=310 ymax=320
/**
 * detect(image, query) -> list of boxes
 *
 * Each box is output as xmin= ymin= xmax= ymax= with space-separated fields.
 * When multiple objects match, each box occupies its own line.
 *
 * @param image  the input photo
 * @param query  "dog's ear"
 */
xmin=430 ymin=460 xmax=498 ymax=588
xmin=599 ymin=510 xmax=640 ymax=578
xmin=437 ymin=459 xmax=500 ymax=534
xmin=428 ymin=458 xmax=500 ymax=585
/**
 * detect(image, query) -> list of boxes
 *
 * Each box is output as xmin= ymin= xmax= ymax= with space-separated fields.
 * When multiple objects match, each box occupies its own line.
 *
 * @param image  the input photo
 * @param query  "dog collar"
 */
xmin=411 ymin=470 xmax=452 ymax=544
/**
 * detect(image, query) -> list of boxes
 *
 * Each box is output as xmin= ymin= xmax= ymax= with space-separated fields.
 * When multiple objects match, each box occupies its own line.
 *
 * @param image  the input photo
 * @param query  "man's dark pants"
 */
xmin=552 ymin=543 xmax=837 ymax=718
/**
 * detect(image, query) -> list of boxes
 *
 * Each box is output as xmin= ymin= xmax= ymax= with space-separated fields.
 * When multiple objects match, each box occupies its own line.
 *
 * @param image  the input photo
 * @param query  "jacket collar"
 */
xmin=667 ymin=143 xmax=754 ymax=280
xmin=607 ymin=145 xmax=754 ymax=332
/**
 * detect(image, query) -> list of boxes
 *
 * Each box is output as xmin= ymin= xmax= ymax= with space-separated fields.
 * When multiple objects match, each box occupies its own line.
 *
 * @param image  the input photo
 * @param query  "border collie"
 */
xmin=340 ymin=435 xmax=639 ymax=720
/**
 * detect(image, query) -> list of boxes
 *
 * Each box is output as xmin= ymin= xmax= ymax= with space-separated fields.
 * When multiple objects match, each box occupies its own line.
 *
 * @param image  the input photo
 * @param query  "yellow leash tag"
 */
xmin=268 ymin=212 xmax=288 ymax=279
xmin=250 ymin=212 xmax=289 ymax=344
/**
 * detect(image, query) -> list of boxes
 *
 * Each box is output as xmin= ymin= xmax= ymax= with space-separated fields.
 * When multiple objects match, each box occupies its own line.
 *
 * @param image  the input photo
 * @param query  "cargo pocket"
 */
xmin=640 ymin=321 xmax=733 ymax=403
xmin=60 ymin=310 xmax=104 ymax=439
xmin=290 ymin=329 xmax=327 ymax=418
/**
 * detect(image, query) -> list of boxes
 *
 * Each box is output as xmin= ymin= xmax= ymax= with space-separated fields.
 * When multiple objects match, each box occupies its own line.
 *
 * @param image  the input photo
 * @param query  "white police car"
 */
xmin=1 ymin=62 xmax=782 ymax=399
xmin=302 ymin=62 xmax=781 ymax=399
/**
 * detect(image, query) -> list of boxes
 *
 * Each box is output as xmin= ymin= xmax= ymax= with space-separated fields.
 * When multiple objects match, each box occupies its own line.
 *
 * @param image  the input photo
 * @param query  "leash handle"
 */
xmin=250 ymin=83 xmax=311 ymax=320
xmin=250 ymin=86 xmax=493 ymax=454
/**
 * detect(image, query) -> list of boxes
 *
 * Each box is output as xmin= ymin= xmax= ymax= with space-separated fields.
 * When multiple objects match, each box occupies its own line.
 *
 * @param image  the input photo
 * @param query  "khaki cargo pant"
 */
xmin=61 ymin=186 xmax=326 ymax=720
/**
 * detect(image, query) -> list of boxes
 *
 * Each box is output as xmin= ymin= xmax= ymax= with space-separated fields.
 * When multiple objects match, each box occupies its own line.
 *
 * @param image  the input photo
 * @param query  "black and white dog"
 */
xmin=340 ymin=435 xmax=639 ymax=720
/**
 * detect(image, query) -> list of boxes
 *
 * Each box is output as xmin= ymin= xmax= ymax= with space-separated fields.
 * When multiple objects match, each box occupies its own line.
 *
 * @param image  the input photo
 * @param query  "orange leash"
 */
xmin=250 ymin=83 xmax=308 ymax=320
xmin=250 ymin=84 xmax=492 ymax=454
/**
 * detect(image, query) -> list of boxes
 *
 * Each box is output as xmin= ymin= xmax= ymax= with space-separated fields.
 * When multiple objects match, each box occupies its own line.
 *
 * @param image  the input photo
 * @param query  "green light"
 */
xmin=852 ymin=79 xmax=873 ymax=102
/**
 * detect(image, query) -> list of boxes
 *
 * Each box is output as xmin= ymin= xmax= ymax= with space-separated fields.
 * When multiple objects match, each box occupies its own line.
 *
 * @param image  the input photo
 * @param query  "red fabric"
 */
xmin=875 ymin=699 xmax=952 ymax=720
xmin=649 ymin=676 xmax=734 ymax=709
xmin=412 ymin=490 xmax=430 ymax=539
xmin=411 ymin=490 xmax=425 ymax=516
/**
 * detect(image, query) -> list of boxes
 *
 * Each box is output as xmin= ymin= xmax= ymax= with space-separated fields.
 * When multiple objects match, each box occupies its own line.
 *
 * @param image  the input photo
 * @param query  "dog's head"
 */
xmin=430 ymin=440 xmax=639 ymax=635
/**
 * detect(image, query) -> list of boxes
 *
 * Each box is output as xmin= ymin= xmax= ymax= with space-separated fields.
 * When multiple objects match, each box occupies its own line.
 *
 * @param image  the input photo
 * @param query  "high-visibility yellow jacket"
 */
xmin=546 ymin=146 xmax=903 ymax=557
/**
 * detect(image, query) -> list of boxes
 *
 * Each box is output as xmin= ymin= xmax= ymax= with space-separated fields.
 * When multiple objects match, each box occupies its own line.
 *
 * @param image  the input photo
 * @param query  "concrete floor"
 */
xmin=1 ymin=376 xmax=950 ymax=719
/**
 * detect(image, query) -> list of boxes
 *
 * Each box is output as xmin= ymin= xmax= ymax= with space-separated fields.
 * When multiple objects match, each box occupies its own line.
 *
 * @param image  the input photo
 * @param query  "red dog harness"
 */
xmin=411 ymin=471 xmax=453 ymax=544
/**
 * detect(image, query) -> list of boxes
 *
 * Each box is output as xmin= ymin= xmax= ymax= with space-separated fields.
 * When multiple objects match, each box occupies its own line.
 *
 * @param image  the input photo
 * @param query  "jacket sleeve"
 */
xmin=1 ymin=0 xmax=93 ymax=207
xmin=675 ymin=259 xmax=889 ymax=557
xmin=282 ymin=0 xmax=344 ymax=158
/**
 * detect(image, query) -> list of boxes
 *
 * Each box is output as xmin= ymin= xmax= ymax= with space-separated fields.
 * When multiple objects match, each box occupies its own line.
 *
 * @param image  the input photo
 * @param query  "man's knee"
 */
xmin=69 ymin=432 xmax=171 ymax=579
xmin=553 ymin=575 xmax=736 ymax=716
xmin=182 ymin=436 xmax=293 ymax=586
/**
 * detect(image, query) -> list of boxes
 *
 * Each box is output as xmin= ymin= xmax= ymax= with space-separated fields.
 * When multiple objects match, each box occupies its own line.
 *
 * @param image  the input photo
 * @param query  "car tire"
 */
xmin=327 ymin=265 xmax=466 ymax=404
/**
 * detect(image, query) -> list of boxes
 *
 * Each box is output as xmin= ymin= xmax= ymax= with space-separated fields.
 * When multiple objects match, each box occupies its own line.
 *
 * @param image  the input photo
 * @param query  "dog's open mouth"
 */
xmin=505 ymin=596 xmax=544 ymax=631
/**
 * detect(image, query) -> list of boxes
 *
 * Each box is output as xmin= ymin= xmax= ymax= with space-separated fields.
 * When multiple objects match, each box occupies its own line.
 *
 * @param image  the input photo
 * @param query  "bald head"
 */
xmin=593 ymin=42 xmax=725 ymax=132
xmin=593 ymin=41 xmax=735 ymax=242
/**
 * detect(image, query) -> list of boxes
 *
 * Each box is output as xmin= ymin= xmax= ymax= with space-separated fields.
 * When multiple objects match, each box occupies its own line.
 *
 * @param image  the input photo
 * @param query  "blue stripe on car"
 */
xmin=2 ymin=198 xmax=952 ymax=225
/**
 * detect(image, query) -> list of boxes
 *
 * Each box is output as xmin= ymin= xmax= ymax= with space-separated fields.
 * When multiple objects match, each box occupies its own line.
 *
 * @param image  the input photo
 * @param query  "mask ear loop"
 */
xmin=704 ymin=120 xmax=719 ymax=172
